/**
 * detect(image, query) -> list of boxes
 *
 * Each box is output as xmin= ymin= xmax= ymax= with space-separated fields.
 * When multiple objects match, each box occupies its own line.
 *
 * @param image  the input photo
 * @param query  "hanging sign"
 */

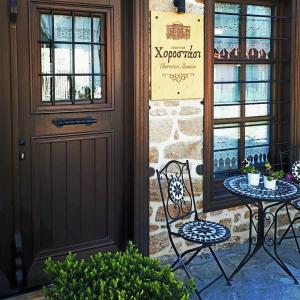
xmin=151 ymin=11 xmax=204 ymax=100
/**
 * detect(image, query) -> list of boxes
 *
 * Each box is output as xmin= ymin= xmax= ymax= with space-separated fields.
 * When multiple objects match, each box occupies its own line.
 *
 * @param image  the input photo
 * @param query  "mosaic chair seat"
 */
xmin=279 ymin=148 xmax=300 ymax=254
xmin=156 ymin=160 xmax=231 ymax=300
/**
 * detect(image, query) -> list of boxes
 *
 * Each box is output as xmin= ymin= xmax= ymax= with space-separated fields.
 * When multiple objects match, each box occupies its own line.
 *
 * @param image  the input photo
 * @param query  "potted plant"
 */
xmin=263 ymin=161 xmax=285 ymax=190
xmin=241 ymin=159 xmax=260 ymax=186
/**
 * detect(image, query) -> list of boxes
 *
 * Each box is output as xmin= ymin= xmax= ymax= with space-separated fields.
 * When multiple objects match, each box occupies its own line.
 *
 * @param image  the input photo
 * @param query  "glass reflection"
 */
xmin=40 ymin=14 xmax=52 ymax=41
xmin=55 ymin=76 xmax=72 ymax=101
xmin=41 ymin=44 xmax=52 ymax=74
xmin=214 ymin=64 xmax=240 ymax=118
xmin=75 ymin=76 xmax=92 ymax=100
xmin=75 ymin=16 xmax=91 ymax=42
xmin=245 ymin=123 xmax=270 ymax=165
xmin=214 ymin=125 xmax=240 ymax=173
xmin=93 ymin=18 xmax=101 ymax=43
xmin=55 ymin=44 xmax=72 ymax=74
xmin=54 ymin=15 xmax=72 ymax=42
xmin=75 ymin=45 xmax=92 ymax=74
xmin=42 ymin=76 xmax=52 ymax=102
xmin=246 ymin=64 xmax=270 ymax=117
xmin=93 ymin=76 xmax=102 ymax=99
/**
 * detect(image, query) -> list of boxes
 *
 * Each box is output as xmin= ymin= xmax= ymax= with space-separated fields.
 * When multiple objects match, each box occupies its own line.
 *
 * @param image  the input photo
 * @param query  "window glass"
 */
xmin=214 ymin=64 xmax=241 ymax=118
xmin=39 ymin=13 xmax=105 ymax=103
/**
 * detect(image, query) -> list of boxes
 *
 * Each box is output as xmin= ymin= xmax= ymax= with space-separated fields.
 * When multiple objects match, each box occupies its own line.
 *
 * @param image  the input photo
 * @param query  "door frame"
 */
xmin=4 ymin=0 xmax=149 ymax=292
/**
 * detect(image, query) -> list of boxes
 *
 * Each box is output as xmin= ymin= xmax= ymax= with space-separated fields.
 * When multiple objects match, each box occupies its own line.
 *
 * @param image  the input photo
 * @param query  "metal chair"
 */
xmin=156 ymin=160 xmax=231 ymax=300
xmin=278 ymin=147 xmax=300 ymax=254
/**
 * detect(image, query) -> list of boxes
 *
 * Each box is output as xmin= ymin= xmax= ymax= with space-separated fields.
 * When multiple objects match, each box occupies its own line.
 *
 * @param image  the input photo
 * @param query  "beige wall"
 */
xmin=148 ymin=0 xmax=299 ymax=258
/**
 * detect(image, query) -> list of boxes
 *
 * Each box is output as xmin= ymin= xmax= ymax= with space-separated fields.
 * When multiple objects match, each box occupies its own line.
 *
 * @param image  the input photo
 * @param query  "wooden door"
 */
xmin=13 ymin=0 xmax=128 ymax=289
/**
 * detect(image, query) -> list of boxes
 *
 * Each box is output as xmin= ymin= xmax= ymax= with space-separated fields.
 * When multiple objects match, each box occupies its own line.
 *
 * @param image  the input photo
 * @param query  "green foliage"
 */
xmin=266 ymin=170 xmax=285 ymax=181
xmin=241 ymin=159 xmax=259 ymax=174
xmin=264 ymin=161 xmax=285 ymax=181
xmin=43 ymin=242 xmax=193 ymax=300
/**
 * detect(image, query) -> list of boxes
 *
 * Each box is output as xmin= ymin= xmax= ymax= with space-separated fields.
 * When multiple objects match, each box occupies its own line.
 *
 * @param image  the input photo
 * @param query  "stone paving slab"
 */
xmin=173 ymin=239 xmax=300 ymax=300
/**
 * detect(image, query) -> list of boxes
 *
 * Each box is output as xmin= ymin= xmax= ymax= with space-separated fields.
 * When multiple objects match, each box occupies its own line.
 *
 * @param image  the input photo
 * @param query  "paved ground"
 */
xmin=5 ymin=239 xmax=300 ymax=300
xmin=173 ymin=238 xmax=300 ymax=300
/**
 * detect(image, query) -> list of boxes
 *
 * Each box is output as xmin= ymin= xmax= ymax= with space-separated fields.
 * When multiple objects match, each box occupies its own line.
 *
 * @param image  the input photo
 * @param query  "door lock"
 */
xmin=20 ymin=152 xmax=25 ymax=160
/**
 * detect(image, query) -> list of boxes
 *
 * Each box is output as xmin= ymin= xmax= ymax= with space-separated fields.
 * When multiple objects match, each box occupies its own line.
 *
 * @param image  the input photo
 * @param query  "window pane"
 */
xmin=214 ymin=3 xmax=240 ymax=59
xmin=215 ymin=3 xmax=240 ymax=13
xmin=75 ymin=16 xmax=91 ymax=42
xmin=75 ymin=45 xmax=92 ymax=74
xmin=75 ymin=76 xmax=92 ymax=100
xmin=40 ymin=14 xmax=52 ymax=41
xmin=214 ymin=125 xmax=240 ymax=174
xmin=41 ymin=44 xmax=52 ymax=74
xmin=55 ymin=44 xmax=72 ymax=74
xmin=94 ymin=45 xmax=102 ymax=73
xmin=93 ymin=76 xmax=103 ymax=99
xmin=54 ymin=15 xmax=72 ymax=42
xmin=42 ymin=76 xmax=52 ymax=102
xmin=246 ymin=64 xmax=271 ymax=117
xmin=93 ymin=17 xmax=102 ymax=43
xmin=246 ymin=6 xmax=271 ymax=59
xmin=55 ymin=76 xmax=72 ymax=101
xmin=245 ymin=123 xmax=270 ymax=165
xmin=214 ymin=64 xmax=241 ymax=119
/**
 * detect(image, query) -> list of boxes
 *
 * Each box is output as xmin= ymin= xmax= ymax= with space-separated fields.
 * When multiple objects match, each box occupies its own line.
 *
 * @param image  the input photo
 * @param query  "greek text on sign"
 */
xmin=151 ymin=11 xmax=204 ymax=100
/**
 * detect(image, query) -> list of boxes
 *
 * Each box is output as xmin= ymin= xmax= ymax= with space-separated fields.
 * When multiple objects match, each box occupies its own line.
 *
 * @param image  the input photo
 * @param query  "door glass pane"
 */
xmin=246 ymin=64 xmax=271 ymax=117
xmin=54 ymin=15 xmax=72 ymax=42
xmin=94 ymin=45 xmax=102 ymax=73
xmin=40 ymin=14 xmax=52 ymax=41
xmin=55 ymin=44 xmax=72 ymax=74
xmin=93 ymin=17 xmax=102 ymax=43
xmin=75 ymin=45 xmax=92 ymax=74
xmin=42 ymin=76 xmax=52 ymax=102
xmin=75 ymin=76 xmax=92 ymax=100
xmin=214 ymin=64 xmax=241 ymax=119
xmin=214 ymin=125 xmax=240 ymax=175
xmin=93 ymin=76 xmax=103 ymax=99
xmin=41 ymin=44 xmax=52 ymax=74
xmin=55 ymin=76 xmax=72 ymax=101
xmin=245 ymin=123 xmax=270 ymax=165
xmin=75 ymin=16 xmax=91 ymax=42
xmin=246 ymin=6 xmax=271 ymax=59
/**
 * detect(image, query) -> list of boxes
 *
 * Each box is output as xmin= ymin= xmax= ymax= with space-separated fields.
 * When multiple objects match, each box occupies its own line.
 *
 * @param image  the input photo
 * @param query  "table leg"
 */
xmin=229 ymin=202 xmax=260 ymax=280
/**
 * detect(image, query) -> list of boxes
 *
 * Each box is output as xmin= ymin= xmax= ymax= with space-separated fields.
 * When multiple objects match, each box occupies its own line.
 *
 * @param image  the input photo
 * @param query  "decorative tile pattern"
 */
xmin=178 ymin=220 xmax=231 ymax=244
xmin=224 ymin=175 xmax=300 ymax=202
xmin=292 ymin=160 xmax=300 ymax=181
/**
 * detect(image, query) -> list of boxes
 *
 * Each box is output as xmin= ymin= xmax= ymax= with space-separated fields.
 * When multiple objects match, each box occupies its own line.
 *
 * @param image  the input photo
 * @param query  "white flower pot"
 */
xmin=263 ymin=176 xmax=277 ymax=190
xmin=247 ymin=172 xmax=260 ymax=186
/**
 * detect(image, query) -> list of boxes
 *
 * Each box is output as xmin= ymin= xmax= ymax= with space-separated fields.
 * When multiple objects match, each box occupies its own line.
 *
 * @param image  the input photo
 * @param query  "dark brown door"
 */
xmin=10 ymin=0 xmax=128 ymax=289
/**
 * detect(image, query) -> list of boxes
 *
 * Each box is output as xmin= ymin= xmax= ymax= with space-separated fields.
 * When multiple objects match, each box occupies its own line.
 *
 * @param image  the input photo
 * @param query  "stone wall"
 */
xmin=148 ymin=0 xmax=300 ymax=258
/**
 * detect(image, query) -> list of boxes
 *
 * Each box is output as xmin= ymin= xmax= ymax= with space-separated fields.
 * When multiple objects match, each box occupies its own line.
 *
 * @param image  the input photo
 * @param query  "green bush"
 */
xmin=43 ymin=242 xmax=193 ymax=300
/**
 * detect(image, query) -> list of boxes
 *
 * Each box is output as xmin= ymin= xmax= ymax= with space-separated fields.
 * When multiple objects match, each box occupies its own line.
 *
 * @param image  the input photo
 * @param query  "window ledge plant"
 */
xmin=43 ymin=242 xmax=193 ymax=300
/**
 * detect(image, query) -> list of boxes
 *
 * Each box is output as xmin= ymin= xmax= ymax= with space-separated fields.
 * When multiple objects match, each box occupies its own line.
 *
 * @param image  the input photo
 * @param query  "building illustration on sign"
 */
xmin=166 ymin=22 xmax=191 ymax=40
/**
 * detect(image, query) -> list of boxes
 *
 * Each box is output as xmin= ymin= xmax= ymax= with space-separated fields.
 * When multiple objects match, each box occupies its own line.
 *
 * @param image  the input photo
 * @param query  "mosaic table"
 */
xmin=224 ymin=175 xmax=300 ymax=284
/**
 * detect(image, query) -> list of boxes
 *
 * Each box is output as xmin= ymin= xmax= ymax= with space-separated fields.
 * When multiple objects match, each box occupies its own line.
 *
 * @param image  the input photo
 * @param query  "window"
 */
xmin=39 ymin=12 xmax=105 ymax=104
xmin=30 ymin=4 xmax=113 ymax=113
xmin=203 ymin=1 xmax=291 ymax=211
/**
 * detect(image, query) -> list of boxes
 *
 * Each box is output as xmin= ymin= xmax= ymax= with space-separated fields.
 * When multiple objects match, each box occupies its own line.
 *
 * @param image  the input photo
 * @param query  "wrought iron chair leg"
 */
xmin=178 ymin=257 xmax=202 ymax=300
xmin=209 ymin=246 xmax=231 ymax=286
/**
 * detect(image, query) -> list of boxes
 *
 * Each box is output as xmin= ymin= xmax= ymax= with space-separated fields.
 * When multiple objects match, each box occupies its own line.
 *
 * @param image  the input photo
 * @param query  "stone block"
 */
xmin=178 ymin=118 xmax=202 ymax=136
xmin=150 ymin=119 xmax=173 ymax=143
xmin=149 ymin=231 xmax=169 ymax=255
xmin=164 ymin=141 xmax=202 ymax=160
xmin=149 ymin=147 xmax=159 ymax=163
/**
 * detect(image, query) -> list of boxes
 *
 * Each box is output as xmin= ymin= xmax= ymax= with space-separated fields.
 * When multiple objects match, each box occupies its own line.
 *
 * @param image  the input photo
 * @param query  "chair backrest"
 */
xmin=280 ymin=146 xmax=300 ymax=183
xmin=156 ymin=160 xmax=198 ymax=228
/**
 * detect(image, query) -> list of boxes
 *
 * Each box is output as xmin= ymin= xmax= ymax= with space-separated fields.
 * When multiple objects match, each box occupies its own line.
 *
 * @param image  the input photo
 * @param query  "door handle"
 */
xmin=52 ymin=117 xmax=97 ymax=128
